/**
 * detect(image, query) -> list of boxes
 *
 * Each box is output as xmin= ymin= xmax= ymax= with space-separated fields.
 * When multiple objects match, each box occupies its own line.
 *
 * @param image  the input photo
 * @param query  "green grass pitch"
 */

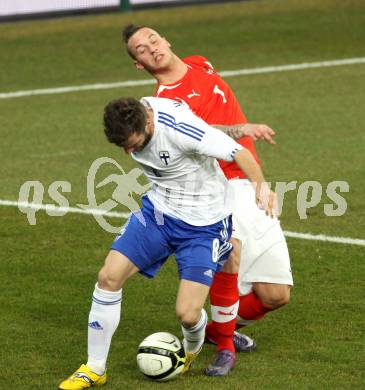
xmin=0 ymin=0 xmax=364 ymax=388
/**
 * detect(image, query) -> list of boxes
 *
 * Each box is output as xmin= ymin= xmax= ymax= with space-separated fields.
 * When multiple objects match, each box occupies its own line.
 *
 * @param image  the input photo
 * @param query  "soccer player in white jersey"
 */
xmin=122 ymin=24 xmax=293 ymax=376
xmin=58 ymin=96 xmax=276 ymax=389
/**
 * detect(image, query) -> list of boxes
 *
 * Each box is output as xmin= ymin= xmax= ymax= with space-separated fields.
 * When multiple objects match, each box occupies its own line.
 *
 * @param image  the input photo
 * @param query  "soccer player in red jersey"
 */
xmin=122 ymin=24 xmax=293 ymax=376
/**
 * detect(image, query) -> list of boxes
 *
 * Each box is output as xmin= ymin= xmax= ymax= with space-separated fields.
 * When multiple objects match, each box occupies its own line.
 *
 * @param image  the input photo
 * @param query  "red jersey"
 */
xmin=154 ymin=55 xmax=260 ymax=179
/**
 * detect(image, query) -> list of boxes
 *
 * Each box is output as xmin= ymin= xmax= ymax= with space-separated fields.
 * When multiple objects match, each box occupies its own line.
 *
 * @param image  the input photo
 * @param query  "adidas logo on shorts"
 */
xmin=203 ymin=269 xmax=213 ymax=278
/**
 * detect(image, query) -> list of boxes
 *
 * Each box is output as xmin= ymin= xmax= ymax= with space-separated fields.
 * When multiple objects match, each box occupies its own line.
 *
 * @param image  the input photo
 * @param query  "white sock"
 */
xmin=86 ymin=283 xmax=122 ymax=375
xmin=181 ymin=309 xmax=207 ymax=354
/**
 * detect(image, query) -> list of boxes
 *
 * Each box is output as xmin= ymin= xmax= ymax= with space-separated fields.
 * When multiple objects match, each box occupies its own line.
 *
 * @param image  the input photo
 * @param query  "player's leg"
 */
xmin=205 ymin=257 xmax=240 ymax=376
xmin=175 ymin=279 xmax=210 ymax=373
xmin=236 ymin=238 xmax=293 ymax=329
xmin=236 ymin=280 xmax=290 ymax=327
xmin=205 ymin=237 xmax=240 ymax=353
xmin=59 ymin=199 xmax=171 ymax=389
xmin=230 ymin=179 xmax=293 ymax=337
xmin=236 ymin=284 xmax=290 ymax=328
xmin=236 ymin=287 xmax=273 ymax=328
xmin=205 ymin=180 xmax=256 ymax=356
xmin=86 ymin=250 xmax=139 ymax=376
xmin=172 ymin=215 xmax=234 ymax=375
xmin=253 ymin=282 xmax=290 ymax=309
xmin=59 ymin=250 xmax=139 ymax=390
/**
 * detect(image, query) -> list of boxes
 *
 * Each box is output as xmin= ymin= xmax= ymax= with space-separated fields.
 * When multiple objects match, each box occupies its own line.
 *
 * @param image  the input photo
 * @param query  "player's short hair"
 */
xmin=103 ymin=97 xmax=146 ymax=147
xmin=122 ymin=24 xmax=145 ymax=59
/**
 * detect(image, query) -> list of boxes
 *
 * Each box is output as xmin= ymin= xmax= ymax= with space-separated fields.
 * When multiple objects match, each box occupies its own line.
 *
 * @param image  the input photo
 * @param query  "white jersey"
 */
xmin=132 ymin=97 xmax=243 ymax=226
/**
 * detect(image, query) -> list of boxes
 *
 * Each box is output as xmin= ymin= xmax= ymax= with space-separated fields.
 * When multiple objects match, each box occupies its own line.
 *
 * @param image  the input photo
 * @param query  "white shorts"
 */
xmin=227 ymin=179 xmax=294 ymax=296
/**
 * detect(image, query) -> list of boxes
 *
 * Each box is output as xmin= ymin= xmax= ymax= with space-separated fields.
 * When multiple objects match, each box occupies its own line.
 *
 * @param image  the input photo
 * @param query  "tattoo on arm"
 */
xmin=212 ymin=124 xmax=247 ymax=140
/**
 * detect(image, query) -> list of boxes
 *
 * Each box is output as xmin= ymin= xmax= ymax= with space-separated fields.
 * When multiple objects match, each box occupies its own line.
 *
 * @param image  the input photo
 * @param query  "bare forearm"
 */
xmin=212 ymin=124 xmax=246 ymax=140
xmin=233 ymin=148 xmax=278 ymax=218
xmin=213 ymin=123 xmax=276 ymax=144
xmin=233 ymin=148 xmax=265 ymax=184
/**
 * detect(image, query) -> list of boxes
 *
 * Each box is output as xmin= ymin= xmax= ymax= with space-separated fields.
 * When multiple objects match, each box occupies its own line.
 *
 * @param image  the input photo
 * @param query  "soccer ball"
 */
xmin=136 ymin=332 xmax=186 ymax=381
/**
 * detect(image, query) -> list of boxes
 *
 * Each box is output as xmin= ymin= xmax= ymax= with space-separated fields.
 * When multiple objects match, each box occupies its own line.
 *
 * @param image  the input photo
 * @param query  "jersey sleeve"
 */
xmin=163 ymin=102 xmax=243 ymax=162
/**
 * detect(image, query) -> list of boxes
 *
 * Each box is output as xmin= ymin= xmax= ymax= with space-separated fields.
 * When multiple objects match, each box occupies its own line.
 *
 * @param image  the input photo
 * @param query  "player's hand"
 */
xmin=242 ymin=124 xmax=276 ymax=145
xmin=255 ymin=182 xmax=280 ymax=218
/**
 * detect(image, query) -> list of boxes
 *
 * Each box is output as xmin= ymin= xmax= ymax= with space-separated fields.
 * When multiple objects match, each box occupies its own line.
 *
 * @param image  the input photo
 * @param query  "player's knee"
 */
xmin=97 ymin=267 xmax=122 ymax=291
xmin=176 ymin=306 xmax=201 ymax=328
xmin=254 ymin=283 xmax=291 ymax=309
xmin=261 ymin=286 xmax=291 ymax=309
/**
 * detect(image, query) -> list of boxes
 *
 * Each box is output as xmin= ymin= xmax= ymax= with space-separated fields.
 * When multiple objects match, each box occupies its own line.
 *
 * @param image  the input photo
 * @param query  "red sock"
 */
xmin=236 ymin=291 xmax=272 ymax=329
xmin=206 ymin=272 xmax=239 ymax=352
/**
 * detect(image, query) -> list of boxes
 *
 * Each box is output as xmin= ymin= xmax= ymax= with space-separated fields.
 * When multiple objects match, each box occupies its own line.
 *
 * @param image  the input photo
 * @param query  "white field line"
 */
xmin=1 ymin=199 xmax=364 ymax=247
xmin=0 ymin=199 xmax=130 ymax=219
xmin=282 ymin=231 xmax=365 ymax=247
xmin=1 ymin=57 xmax=365 ymax=99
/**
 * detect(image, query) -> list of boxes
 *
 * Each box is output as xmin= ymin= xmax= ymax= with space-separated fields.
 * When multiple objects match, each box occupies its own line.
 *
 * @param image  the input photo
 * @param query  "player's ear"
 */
xmin=134 ymin=60 xmax=145 ymax=70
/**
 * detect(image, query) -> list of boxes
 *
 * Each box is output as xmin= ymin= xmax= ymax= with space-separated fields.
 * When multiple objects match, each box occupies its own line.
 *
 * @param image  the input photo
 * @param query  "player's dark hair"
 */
xmin=103 ymin=97 xmax=146 ymax=148
xmin=122 ymin=24 xmax=145 ymax=59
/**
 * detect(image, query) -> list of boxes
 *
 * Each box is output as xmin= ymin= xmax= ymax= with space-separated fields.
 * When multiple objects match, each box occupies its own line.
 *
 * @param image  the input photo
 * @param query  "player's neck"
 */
xmin=154 ymin=55 xmax=188 ymax=85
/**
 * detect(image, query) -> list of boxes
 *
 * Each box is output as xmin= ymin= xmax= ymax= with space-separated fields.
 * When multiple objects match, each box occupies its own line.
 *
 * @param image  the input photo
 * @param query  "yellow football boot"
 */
xmin=181 ymin=345 xmax=203 ymax=374
xmin=59 ymin=364 xmax=107 ymax=389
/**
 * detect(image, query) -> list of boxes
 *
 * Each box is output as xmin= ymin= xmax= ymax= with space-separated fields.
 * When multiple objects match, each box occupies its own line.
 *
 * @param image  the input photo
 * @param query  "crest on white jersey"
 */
xmin=159 ymin=151 xmax=170 ymax=165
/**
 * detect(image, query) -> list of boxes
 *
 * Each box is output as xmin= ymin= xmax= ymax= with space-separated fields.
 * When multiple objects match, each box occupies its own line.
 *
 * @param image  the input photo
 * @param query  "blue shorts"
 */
xmin=111 ymin=196 xmax=232 ymax=286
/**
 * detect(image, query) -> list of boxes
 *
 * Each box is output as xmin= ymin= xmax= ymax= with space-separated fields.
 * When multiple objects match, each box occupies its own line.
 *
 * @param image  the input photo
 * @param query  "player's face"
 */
xmin=128 ymin=28 xmax=173 ymax=72
xmin=123 ymin=129 xmax=152 ymax=154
